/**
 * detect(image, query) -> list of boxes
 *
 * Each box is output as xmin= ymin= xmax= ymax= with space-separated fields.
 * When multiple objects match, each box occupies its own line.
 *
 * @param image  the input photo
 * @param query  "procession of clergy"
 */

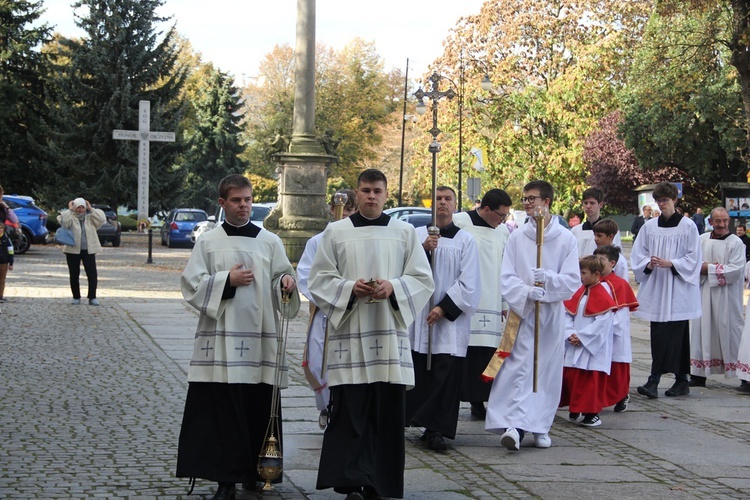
xmin=174 ymin=171 xmax=750 ymax=500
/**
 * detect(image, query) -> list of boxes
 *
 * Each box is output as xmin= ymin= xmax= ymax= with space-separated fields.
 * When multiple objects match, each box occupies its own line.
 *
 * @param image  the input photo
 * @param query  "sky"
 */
xmin=38 ymin=0 xmax=487 ymax=85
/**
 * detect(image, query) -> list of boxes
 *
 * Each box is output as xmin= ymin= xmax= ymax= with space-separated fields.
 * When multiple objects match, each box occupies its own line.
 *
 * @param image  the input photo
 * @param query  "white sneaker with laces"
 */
xmin=500 ymin=427 xmax=520 ymax=451
xmin=533 ymin=433 xmax=552 ymax=448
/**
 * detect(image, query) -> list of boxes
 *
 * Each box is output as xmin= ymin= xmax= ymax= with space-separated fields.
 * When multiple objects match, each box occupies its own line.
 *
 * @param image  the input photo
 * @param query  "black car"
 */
xmin=92 ymin=204 xmax=122 ymax=247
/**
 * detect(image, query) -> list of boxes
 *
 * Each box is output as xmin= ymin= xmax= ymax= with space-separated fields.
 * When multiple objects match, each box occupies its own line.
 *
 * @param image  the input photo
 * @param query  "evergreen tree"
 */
xmin=180 ymin=67 xmax=248 ymax=213
xmin=44 ymin=0 xmax=188 ymax=210
xmin=0 ymin=0 xmax=51 ymax=196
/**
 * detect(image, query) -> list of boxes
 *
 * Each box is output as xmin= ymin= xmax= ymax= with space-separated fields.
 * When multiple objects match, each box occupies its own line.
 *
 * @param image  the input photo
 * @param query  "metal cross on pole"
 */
xmin=112 ymin=100 xmax=176 ymax=226
xmin=414 ymin=72 xmax=456 ymax=229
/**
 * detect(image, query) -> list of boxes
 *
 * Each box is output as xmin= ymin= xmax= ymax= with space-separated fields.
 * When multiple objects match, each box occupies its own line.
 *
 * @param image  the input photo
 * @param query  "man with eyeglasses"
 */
xmin=485 ymin=180 xmax=580 ymax=451
xmin=453 ymin=188 xmax=512 ymax=420
xmin=630 ymin=182 xmax=702 ymax=399
xmin=571 ymin=187 xmax=622 ymax=257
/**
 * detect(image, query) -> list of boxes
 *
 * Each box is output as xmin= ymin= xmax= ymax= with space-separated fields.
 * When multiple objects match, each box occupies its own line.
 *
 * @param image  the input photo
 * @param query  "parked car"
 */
xmin=402 ymin=213 xmax=433 ymax=228
xmin=91 ymin=204 xmax=122 ymax=247
xmin=2 ymin=194 xmax=49 ymax=254
xmin=190 ymin=203 xmax=275 ymax=243
xmin=160 ymin=208 xmax=208 ymax=248
xmin=384 ymin=206 xmax=431 ymax=221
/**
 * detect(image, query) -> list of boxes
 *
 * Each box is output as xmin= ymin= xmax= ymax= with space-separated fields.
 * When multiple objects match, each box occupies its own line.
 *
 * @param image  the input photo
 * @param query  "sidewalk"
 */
xmin=2 ymin=236 xmax=750 ymax=499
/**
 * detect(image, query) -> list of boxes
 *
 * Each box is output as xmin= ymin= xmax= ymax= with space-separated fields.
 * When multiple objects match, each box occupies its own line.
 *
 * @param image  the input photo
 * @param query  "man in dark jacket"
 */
xmin=630 ymin=205 xmax=652 ymax=241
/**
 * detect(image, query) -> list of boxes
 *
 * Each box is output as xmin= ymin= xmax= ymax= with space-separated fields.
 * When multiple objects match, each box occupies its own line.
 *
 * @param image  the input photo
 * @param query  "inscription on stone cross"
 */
xmin=112 ymin=101 xmax=176 ymax=225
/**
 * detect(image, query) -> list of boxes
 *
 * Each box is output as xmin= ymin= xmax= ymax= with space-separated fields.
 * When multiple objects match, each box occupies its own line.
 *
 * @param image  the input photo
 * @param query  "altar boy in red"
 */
xmin=560 ymin=255 xmax=617 ymax=427
xmin=594 ymin=245 xmax=639 ymax=412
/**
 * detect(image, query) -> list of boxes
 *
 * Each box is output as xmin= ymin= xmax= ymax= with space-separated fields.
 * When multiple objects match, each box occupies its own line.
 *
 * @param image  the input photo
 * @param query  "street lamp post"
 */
xmin=398 ymin=58 xmax=410 ymax=207
xmin=415 ymin=72 xmax=456 ymax=229
xmin=457 ymin=50 xmax=493 ymax=211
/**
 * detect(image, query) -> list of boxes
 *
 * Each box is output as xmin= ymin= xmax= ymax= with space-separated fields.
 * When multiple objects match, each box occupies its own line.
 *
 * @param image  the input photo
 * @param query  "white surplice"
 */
xmin=485 ymin=216 xmax=580 ymax=435
xmin=630 ymin=217 xmax=702 ymax=322
xmin=409 ymin=225 xmax=480 ymax=357
xmin=181 ymin=225 xmax=300 ymax=386
xmin=690 ymin=233 xmax=746 ymax=377
xmin=308 ymin=216 xmax=434 ymax=387
xmin=452 ymin=211 xmax=509 ymax=347
xmin=614 ymin=253 xmax=629 ymax=281
xmin=297 ymin=232 xmax=330 ymax=411
xmin=563 ymin=283 xmax=615 ymax=374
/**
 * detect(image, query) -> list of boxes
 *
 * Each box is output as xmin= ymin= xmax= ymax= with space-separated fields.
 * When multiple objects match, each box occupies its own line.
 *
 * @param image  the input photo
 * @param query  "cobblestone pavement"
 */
xmin=2 ymin=234 xmax=750 ymax=499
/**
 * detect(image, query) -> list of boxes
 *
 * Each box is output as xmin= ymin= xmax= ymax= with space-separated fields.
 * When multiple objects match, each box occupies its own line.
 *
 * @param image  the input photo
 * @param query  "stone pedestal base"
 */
xmin=265 ymin=152 xmax=336 ymax=262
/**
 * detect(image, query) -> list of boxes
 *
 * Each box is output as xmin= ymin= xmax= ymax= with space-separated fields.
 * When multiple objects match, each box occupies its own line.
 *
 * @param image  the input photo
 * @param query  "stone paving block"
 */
xmin=523 ymin=482 xmax=690 ymax=500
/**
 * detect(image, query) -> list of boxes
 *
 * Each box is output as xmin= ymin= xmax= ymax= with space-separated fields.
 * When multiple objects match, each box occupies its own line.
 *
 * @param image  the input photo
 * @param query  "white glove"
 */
xmin=533 ymin=267 xmax=546 ymax=284
xmin=528 ymin=287 xmax=546 ymax=301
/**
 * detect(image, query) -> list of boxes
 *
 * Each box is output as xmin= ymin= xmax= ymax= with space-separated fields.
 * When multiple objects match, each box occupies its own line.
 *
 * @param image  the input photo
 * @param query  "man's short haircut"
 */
xmin=593 ymin=244 xmax=621 ymax=264
xmin=480 ymin=188 xmax=512 ymax=210
xmin=592 ymin=218 xmax=619 ymax=237
xmin=710 ymin=206 xmax=728 ymax=220
xmin=357 ymin=168 xmax=387 ymax=188
xmin=739 ymin=224 xmax=747 ymax=231
xmin=652 ymin=182 xmax=678 ymax=200
xmin=523 ymin=180 xmax=554 ymax=205
xmin=219 ymin=174 xmax=252 ymax=199
xmin=437 ymin=185 xmax=457 ymax=200
xmin=582 ymin=187 xmax=604 ymax=203
xmin=330 ymin=189 xmax=357 ymax=211
xmin=579 ymin=254 xmax=605 ymax=274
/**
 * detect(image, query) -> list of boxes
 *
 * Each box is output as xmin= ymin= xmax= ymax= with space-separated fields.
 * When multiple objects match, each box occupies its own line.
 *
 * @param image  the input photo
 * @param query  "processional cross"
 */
xmin=112 ymin=101 xmax=176 ymax=226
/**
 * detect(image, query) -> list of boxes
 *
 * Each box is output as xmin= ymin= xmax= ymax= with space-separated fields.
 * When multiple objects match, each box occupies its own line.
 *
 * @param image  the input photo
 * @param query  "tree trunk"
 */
xmin=730 ymin=0 xmax=750 ymax=162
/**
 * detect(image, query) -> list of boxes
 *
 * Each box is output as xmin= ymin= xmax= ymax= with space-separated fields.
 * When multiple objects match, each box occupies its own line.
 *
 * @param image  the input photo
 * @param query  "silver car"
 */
xmin=191 ymin=203 xmax=275 ymax=243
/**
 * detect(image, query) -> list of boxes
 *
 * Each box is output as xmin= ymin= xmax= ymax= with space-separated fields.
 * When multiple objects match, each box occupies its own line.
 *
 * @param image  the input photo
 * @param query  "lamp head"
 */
xmin=481 ymin=74 xmax=492 ymax=91
xmin=416 ymin=97 xmax=427 ymax=115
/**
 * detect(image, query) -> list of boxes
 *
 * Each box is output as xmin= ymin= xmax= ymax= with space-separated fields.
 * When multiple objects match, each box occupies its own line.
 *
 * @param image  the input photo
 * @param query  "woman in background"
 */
xmin=59 ymin=198 xmax=105 ymax=305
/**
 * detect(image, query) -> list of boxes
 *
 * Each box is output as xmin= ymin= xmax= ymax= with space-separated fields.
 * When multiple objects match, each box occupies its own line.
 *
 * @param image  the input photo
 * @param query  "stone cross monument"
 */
xmin=264 ymin=0 xmax=338 ymax=261
xmin=113 ymin=100 xmax=175 ymax=227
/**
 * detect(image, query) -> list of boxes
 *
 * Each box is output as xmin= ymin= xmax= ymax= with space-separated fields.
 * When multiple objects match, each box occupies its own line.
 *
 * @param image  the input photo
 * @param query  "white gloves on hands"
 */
xmin=533 ymin=267 xmax=546 ymax=285
xmin=528 ymin=287 xmax=546 ymax=301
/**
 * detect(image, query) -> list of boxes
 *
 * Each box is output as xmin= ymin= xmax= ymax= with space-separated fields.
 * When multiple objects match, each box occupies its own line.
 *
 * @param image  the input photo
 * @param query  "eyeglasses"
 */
xmin=493 ymin=210 xmax=509 ymax=222
xmin=521 ymin=195 xmax=543 ymax=204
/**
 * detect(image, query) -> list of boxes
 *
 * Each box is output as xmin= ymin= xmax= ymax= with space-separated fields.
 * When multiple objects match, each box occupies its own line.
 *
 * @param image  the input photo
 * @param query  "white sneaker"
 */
xmin=500 ymin=427 xmax=520 ymax=451
xmin=533 ymin=433 xmax=552 ymax=448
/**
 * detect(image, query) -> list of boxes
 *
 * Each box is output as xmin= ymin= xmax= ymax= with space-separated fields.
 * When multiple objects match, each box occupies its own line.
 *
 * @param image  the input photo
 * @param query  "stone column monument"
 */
xmin=264 ymin=0 xmax=337 ymax=261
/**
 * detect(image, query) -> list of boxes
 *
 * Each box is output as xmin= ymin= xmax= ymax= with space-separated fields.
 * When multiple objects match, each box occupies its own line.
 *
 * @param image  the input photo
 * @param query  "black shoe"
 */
xmin=470 ymin=402 xmax=486 ymax=420
xmin=212 ymin=483 xmax=236 ymax=500
xmin=363 ymin=486 xmax=383 ymax=499
xmin=637 ymin=379 xmax=659 ymax=399
xmin=665 ymin=379 xmax=690 ymax=397
xmin=419 ymin=429 xmax=429 ymax=441
xmin=688 ymin=377 xmax=706 ymax=387
xmin=345 ymin=492 xmax=365 ymax=500
xmin=614 ymin=394 xmax=630 ymax=413
xmin=737 ymin=383 xmax=750 ymax=393
xmin=241 ymin=481 xmax=259 ymax=491
xmin=427 ymin=432 xmax=448 ymax=451
xmin=581 ymin=413 xmax=602 ymax=427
